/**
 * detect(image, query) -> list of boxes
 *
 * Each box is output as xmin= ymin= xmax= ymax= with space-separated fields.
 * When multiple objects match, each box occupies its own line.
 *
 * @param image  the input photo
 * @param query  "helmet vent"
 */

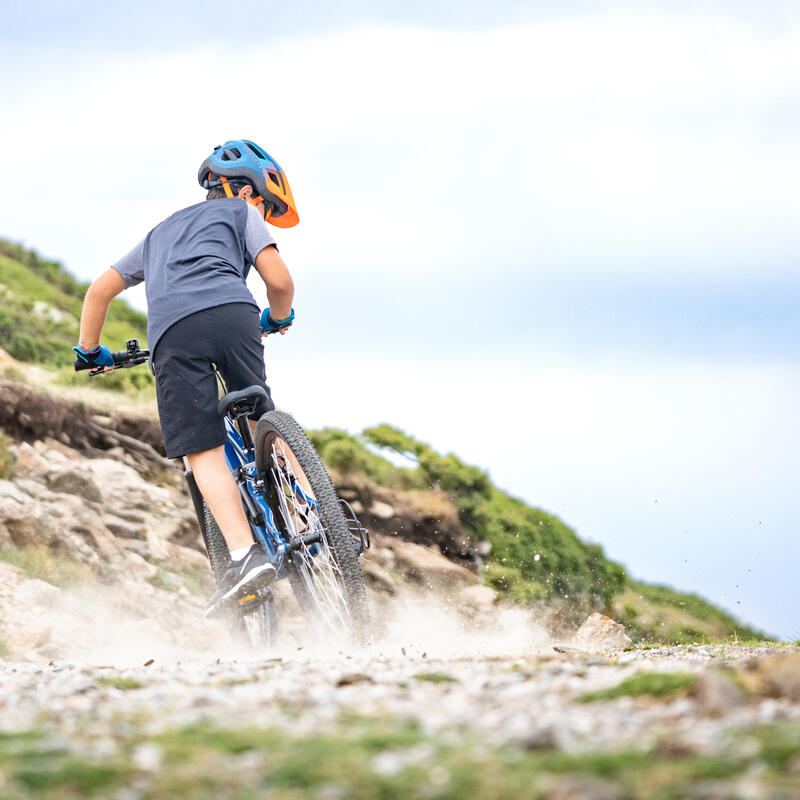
xmin=222 ymin=147 xmax=242 ymax=160
xmin=247 ymin=142 xmax=268 ymax=159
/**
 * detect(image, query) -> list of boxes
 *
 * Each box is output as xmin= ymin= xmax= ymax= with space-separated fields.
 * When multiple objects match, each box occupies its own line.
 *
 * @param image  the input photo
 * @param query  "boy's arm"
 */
xmin=78 ymin=268 xmax=127 ymax=349
xmin=254 ymin=245 xmax=294 ymax=322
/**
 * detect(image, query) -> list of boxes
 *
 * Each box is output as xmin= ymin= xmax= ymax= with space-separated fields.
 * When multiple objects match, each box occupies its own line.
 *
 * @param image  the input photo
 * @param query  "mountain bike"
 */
xmin=75 ymin=339 xmax=371 ymax=648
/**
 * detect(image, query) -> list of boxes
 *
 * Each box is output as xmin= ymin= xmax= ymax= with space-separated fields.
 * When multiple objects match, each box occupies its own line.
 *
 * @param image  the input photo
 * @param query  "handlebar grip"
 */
xmin=73 ymin=351 xmax=125 ymax=371
xmin=73 ymin=345 xmax=150 ymax=374
xmin=109 ymin=349 xmax=130 ymax=364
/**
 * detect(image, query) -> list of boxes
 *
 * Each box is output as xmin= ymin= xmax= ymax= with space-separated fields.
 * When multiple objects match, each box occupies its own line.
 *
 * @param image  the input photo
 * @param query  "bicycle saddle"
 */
xmin=217 ymin=385 xmax=268 ymax=419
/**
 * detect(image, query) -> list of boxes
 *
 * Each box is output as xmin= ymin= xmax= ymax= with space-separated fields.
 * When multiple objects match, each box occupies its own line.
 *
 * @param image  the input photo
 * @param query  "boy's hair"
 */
xmin=205 ymin=179 xmax=254 ymax=200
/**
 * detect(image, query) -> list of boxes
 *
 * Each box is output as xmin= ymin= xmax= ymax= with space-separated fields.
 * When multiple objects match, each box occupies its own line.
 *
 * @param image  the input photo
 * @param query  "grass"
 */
xmin=0 ymin=546 xmax=95 ymax=587
xmin=612 ymin=580 xmax=768 ymax=644
xmin=0 ymin=242 xmax=147 ymax=370
xmin=0 ymin=431 xmax=15 ymax=478
xmin=623 ymin=641 xmax=669 ymax=652
xmin=1 ymin=364 xmax=27 ymax=383
xmin=176 ymin=565 xmax=209 ymax=597
xmin=412 ymin=672 xmax=459 ymax=684
xmin=150 ymin=566 xmax=209 ymax=597
xmin=0 ymin=721 xmax=797 ymax=799
xmin=580 ymin=671 xmax=698 ymax=702
xmin=96 ymin=676 xmax=144 ymax=690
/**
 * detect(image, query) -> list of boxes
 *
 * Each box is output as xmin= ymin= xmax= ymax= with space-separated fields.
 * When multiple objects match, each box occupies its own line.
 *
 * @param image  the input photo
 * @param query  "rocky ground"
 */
xmin=1 ymin=404 xmax=799 ymax=797
xmin=1 ymin=641 xmax=799 ymax=799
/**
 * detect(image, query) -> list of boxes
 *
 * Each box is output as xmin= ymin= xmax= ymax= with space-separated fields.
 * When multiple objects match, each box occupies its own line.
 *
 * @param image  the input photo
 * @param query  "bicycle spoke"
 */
xmin=270 ymin=439 xmax=352 ymax=634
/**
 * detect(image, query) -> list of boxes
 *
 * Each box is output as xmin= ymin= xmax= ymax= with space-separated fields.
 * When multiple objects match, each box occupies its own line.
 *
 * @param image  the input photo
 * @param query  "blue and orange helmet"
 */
xmin=198 ymin=139 xmax=299 ymax=228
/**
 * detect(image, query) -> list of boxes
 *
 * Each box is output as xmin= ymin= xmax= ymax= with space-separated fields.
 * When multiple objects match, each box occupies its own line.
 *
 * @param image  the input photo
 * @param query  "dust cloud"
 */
xmin=36 ymin=581 xmax=549 ymax=667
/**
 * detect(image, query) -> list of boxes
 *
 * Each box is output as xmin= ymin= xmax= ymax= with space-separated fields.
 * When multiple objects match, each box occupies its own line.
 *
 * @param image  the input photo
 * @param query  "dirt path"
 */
xmin=1 ymin=640 xmax=799 ymax=798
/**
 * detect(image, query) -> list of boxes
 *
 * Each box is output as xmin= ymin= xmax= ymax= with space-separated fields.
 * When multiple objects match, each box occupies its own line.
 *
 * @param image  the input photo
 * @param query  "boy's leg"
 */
xmin=188 ymin=440 xmax=277 ymax=616
xmin=186 ymin=445 xmax=253 ymax=551
xmin=153 ymin=308 xmax=276 ymax=616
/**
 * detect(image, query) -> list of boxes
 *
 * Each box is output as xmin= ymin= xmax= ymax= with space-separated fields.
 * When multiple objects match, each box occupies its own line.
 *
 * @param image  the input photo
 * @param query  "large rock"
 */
xmin=459 ymin=584 xmax=497 ymax=610
xmin=0 ymin=563 xmax=59 ymax=656
xmin=82 ymin=459 xmax=174 ymax=510
xmin=572 ymin=613 xmax=632 ymax=650
xmin=103 ymin=514 xmax=147 ymax=540
xmin=390 ymin=539 xmax=478 ymax=590
xmin=45 ymin=467 xmax=103 ymax=504
xmin=12 ymin=442 xmax=48 ymax=475
xmin=738 ymin=652 xmax=800 ymax=701
xmin=360 ymin=559 xmax=398 ymax=595
xmin=160 ymin=509 xmax=204 ymax=550
xmin=6 ymin=623 xmax=52 ymax=653
xmin=0 ymin=481 xmax=61 ymax=549
xmin=690 ymin=671 xmax=745 ymax=717
xmin=0 ymin=479 xmax=30 ymax=505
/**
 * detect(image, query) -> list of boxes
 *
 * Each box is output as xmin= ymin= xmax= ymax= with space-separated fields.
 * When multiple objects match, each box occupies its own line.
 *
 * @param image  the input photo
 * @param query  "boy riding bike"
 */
xmin=73 ymin=139 xmax=299 ymax=618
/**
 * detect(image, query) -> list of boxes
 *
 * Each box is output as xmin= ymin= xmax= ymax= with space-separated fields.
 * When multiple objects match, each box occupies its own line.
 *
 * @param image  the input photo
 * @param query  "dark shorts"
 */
xmin=153 ymin=303 xmax=274 ymax=459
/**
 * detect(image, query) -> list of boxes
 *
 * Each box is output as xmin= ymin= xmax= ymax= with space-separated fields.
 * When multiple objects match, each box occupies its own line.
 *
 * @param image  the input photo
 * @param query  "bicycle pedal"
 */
xmin=237 ymin=593 xmax=258 ymax=606
xmin=236 ymin=585 xmax=273 ymax=612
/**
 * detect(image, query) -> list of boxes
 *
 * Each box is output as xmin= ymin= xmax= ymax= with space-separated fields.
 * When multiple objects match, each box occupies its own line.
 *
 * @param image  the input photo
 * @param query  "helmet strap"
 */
xmin=219 ymin=176 xmax=235 ymax=199
xmin=219 ymin=176 xmax=263 ymax=209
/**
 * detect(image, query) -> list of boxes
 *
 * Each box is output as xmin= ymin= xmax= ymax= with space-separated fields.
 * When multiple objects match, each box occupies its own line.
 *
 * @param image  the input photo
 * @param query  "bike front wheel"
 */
xmin=255 ymin=410 xmax=371 ymax=643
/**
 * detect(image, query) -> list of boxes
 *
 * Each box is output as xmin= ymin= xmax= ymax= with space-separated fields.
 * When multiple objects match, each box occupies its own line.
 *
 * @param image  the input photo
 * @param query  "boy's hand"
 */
xmin=260 ymin=307 xmax=295 ymax=336
xmin=72 ymin=344 xmax=115 ymax=372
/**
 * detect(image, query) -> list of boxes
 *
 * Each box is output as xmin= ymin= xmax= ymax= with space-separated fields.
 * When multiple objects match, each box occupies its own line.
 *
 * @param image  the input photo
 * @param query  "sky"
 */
xmin=1 ymin=1 xmax=798 ymax=638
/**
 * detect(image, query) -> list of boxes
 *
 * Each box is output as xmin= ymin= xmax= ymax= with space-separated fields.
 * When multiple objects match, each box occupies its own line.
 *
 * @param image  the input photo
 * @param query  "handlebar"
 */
xmin=73 ymin=339 xmax=150 ymax=376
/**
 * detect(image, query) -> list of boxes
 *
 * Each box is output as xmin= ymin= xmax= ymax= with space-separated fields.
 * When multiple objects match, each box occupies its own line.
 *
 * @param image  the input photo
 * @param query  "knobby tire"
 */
xmin=255 ymin=410 xmax=371 ymax=643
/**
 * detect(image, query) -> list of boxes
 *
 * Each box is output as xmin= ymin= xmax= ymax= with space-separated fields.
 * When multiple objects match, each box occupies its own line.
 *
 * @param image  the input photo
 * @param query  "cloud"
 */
xmin=2 ymin=12 xmax=798 ymax=285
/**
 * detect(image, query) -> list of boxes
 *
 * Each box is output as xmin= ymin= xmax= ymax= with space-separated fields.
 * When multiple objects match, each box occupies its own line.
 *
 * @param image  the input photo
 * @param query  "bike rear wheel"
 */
xmin=255 ymin=410 xmax=371 ymax=643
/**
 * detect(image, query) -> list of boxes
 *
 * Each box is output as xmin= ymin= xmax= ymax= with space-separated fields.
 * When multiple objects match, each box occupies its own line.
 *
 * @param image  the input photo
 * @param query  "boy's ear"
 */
xmin=237 ymin=184 xmax=253 ymax=200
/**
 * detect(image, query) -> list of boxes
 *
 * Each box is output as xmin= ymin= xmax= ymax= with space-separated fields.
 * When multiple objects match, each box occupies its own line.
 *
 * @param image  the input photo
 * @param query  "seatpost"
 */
xmin=217 ymin=384 xmax=266 ymax=452
xmin=238 ymin=418 xmax=256 ymax=453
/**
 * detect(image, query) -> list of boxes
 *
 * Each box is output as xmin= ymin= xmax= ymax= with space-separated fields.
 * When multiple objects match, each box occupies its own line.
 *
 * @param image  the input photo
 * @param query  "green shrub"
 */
xmin=484 ymin=563 xmax=547 ymax=603
xmin=364 ymin=424 xmax=491 ymax=530
xmin=363 ymin=424 xmax=628 ymax=610
xmin=309 ymin=428 xmax=424 ymax=490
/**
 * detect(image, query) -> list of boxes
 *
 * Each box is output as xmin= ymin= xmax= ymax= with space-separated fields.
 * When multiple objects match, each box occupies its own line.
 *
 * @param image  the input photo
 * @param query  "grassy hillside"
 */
xmin=0 ymin=240 xmax=152 ymax=393
xmin=311 ymin=426 xmax=766 ymax=642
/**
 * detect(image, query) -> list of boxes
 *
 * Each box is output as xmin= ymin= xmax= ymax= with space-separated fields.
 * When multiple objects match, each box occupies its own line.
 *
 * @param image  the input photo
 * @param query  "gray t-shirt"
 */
xmin=112 ymin=199 xmax=276 ymax=359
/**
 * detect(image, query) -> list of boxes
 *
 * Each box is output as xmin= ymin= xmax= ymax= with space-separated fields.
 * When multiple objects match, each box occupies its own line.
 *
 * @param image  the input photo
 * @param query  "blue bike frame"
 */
xmin=222 ymin=417 xmax=291 ymax=579
xmin=221 ymin=417 xmax=320 ymax=581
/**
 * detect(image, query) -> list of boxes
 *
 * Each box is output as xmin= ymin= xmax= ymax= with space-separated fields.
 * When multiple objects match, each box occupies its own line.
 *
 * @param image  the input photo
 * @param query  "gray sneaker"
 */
xmin=205 ymin=545 xmax=277 ymax=618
